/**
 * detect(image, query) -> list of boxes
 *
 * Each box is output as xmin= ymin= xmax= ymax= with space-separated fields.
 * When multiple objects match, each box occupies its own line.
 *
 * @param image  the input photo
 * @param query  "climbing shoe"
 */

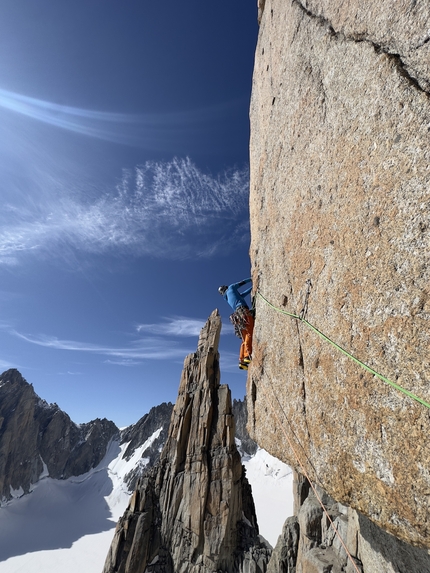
xmin=239 ymin=362 xmax=248 ymax=371
xmin=243 ymin=356 xmax=252 ymax=364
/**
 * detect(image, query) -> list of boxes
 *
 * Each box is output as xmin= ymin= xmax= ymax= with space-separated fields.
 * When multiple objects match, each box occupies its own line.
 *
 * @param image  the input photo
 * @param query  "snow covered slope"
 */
xmin=239 ymin=441 xmax=294 ymax=547
xmin=0 ymin=431 xmax=162 ymax=573
xmin=0 ymin=429 xmax=293 ymax=573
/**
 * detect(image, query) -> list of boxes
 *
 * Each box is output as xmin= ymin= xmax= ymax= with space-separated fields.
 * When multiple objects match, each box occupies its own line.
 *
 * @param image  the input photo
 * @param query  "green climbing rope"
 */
xmin=256 ymin=291 xmax=430 ymax=411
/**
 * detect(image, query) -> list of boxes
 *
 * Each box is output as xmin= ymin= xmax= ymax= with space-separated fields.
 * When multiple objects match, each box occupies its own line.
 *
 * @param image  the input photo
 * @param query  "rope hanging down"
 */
xmin=260 ymin=381 xmax=362 ymax=573
xmin=256 ymin=291 xmax=430 ymax=411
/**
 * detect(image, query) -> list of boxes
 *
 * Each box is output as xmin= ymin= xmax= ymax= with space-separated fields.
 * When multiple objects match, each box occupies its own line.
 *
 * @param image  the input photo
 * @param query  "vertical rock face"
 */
xmin=232 ymin=398 xmax=258 ymax=456
xmin=0 ymin=369 xmax=118 ymax=501
xmin=249 ymin=0 xmax=430 ymax=548
xmin=103 ymin=310 xmax=270 ymax=573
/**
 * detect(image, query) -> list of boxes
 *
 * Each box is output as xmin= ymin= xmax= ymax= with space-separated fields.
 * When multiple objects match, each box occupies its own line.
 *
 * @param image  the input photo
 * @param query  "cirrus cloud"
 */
xmin=136 ymin=316 xmax=206 ymax=337
xmin=0 ymin=88 xmax=246 ymax=149
xmin=11 ymin=330 xmax=192 ymax=362
xmin=0 ymin=157 xmax=249 ymax=265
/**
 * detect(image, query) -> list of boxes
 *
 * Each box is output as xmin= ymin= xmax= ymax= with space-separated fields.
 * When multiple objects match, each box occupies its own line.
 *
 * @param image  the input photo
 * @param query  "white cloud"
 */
xmin=0 ymin=88 xmax=245 ymax=148
xmin=136 ymin=316 xmax=206 ymax=337
xmin=11 ymin=331 xmax=193 ymax=361
xmin=9 ymin=314 xmax=234 ymax=363
xmin=0 ymin=157 xmax=249 ymax=264
xmin=104 ymin=359 xmax=142 ymax=367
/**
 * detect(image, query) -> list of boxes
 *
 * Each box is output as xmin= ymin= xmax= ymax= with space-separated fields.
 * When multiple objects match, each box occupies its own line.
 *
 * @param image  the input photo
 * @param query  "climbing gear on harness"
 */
xmin=229 ymin=306 xmax=252 ymax=338
xmin=239 ymin=362 xmax=248 ymax=371
xmin=243 ymin=356 xmax=252 ymax=364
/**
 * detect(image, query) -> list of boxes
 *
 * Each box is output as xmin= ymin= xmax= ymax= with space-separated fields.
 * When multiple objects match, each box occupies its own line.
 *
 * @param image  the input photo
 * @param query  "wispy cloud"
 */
xmin=219 ymin=350 xmax=246 ymax=373
xmin=56 ymin=371 xmax=83 ymax=376
xmin=8 ymin=314 xmax=234 ymax=364
xmin=104 ymin=359 xmax=142 ymax=367
xmin=0 ymin=157 xmax=249 ymax=265
xmin=11 ymin=330 xmax=193 ymax=361
xmin=0 ymin=88 xmax=245 ymax=148
xmin=137 ymin=316 xmax=236 ymax=337
xmin=136 ymin=316 xmax=206 ymax=337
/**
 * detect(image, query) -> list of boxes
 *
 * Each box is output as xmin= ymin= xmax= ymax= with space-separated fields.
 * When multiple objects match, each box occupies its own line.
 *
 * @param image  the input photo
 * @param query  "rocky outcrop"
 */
xmin=103 ymin=310 xmax=271 ymax=573
xmin=267 ymin=471 xmax=430 ymax=573
xmin=248 ymin=0 xmax=430 ymax=548
xmin=120 ymin=402 xmax=174 ymax=491
xmin=266 ymin=517 xmax=299 ymax=573
xmin=257 ymin=0 xmax=266 ymax=25
xmin=0 ymin=369 xmax=118 ymax=501
xmin=232 ymin=398 xmax=258 ymax=456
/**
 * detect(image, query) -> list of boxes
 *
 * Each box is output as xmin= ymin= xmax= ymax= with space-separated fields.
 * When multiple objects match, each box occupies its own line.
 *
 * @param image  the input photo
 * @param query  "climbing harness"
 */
xmin=256 ymin=290 xmax=430 ymax=411
xmin=229 ymin=306 xmax=253 ymax=338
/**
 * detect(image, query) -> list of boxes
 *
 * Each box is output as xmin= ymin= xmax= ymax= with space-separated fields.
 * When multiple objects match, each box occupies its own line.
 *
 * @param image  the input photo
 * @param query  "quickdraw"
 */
xmin=229 ymin=306 xmax=253 ymax=338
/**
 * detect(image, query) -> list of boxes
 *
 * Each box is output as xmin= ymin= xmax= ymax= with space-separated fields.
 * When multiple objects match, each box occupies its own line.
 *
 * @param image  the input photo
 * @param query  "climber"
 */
xmin=218 ymin=278 xmax=254 ymax=371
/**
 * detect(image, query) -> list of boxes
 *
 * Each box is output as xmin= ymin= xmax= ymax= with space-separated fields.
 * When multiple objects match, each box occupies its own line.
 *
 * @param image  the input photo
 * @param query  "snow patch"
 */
xmin=0 ymin=428 xmax=163 ymax=572
xmin=242 ymin=447 xmax=294 ymax=547
xmin=39 ymin=457 xmax=49 ymax=479
xmin=8 ymin=485 xmax=24 ymax=500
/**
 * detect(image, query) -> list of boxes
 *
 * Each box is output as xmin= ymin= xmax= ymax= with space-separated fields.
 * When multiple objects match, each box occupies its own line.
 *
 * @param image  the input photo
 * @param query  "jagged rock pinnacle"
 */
xmin=103 ymin=310 xmax=270 ymax=573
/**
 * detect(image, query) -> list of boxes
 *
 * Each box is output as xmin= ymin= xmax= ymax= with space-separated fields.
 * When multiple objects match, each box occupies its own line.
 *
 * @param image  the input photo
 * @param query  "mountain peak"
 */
xmin=0 ymin=369 xmax=118 ymax=502
xmin=103 ymin=311 xmax=271 ymax=573
xmin=0 ymin=368 xmax=30 ymax=387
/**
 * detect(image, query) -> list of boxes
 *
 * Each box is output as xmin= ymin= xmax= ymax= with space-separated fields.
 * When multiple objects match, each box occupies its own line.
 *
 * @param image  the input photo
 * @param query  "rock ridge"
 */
xmin=0 ymin=368 xmax=118 ymax=501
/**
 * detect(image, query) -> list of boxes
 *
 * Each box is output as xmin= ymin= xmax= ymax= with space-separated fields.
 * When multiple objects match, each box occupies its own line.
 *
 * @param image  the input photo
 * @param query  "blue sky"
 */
xmin=0 ymin=0 xmax=258 ymax=426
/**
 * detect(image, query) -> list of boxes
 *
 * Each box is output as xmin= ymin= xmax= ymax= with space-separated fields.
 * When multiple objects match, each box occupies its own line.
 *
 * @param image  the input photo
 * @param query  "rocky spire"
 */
xmin=103 ymin=310 xmax=270 ymax=573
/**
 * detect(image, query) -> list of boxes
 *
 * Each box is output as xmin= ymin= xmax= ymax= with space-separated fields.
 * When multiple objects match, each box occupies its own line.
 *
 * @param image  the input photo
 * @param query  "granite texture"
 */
xmin=248 ymin=0 xmax=430 ymax=548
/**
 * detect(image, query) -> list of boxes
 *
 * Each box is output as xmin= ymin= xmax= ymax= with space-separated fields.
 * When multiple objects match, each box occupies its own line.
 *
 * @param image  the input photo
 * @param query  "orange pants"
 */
xmin=239 ymin=312 xmax=254 ymax=362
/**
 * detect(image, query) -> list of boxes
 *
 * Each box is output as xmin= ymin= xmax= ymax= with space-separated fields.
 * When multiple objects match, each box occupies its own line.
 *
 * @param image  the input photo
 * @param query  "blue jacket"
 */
xmin=223 ymin=278 xmax=252 ymax=311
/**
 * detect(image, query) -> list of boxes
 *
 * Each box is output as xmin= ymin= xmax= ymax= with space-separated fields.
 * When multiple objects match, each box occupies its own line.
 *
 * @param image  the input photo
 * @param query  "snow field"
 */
xmin=0 ymin=430 xmax=162 ymax=573
xmin=241 ymin=447 xmax=294 ymax=547
xmin=0 ymin=435 xmax=294 ymax=572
